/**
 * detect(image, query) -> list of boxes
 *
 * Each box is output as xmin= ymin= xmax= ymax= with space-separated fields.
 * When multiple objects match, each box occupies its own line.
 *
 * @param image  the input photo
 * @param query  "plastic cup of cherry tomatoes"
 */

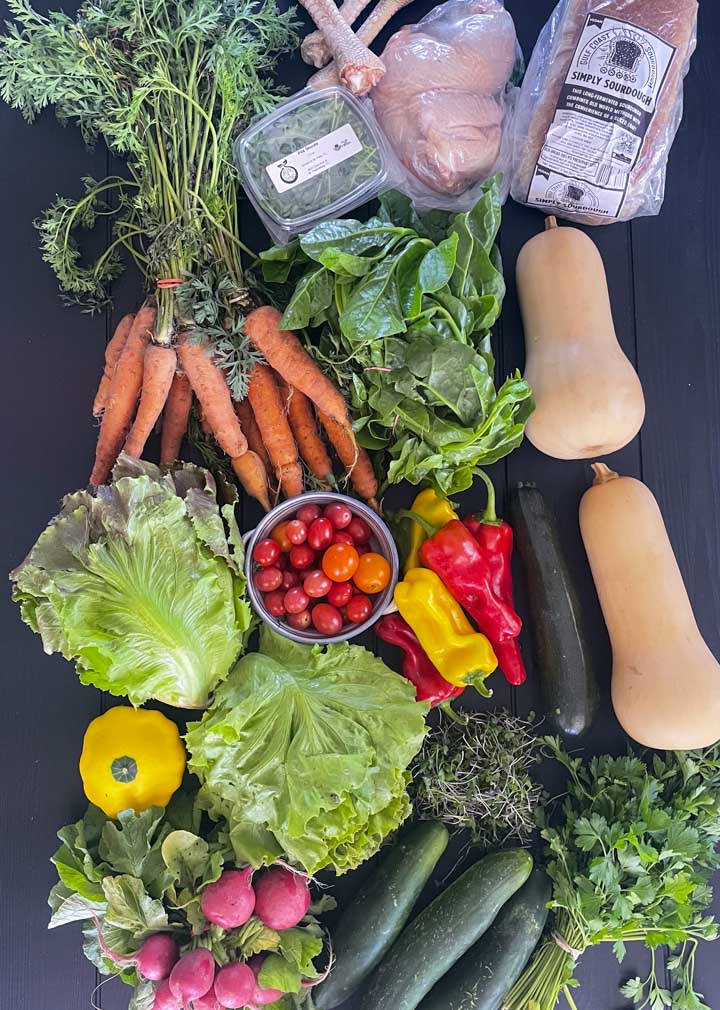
xmin=245 ymin=492 xmax=399 ymax=644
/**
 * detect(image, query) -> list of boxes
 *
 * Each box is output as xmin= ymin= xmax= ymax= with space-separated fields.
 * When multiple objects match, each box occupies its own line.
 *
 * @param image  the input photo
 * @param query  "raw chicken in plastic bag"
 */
xmin=510 ymin=0 xmax=698 ymax=225
xmin=371 ymin=0 xmax=522 ymax=210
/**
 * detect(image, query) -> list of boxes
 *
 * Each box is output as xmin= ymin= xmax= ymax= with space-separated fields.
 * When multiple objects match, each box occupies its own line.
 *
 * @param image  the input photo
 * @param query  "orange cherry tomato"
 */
xmin=322 ymin=542 xmax=360 ymax=583
xmin=270 ymin=521 xmax=293 ymax=553
xmin=353 ymin=552 xmax=391 ymax=595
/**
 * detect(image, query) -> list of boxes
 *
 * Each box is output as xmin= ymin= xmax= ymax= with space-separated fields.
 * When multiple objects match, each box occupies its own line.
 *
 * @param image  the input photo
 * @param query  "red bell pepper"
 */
xmin=375 ymin=614 xmax=464 ymax=706
xmin=463 ymin=470 xmax=526 ymax=686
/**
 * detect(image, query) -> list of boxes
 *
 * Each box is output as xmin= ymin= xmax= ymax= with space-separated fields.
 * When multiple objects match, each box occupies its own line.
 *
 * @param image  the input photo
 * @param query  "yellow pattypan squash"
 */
xmin=79 ymin=707 xmax=186 ymax=818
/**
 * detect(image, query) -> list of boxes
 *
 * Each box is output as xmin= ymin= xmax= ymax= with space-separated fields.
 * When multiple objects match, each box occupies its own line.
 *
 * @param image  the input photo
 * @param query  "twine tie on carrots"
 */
xmin=552 ymin=932 xmax=582 ymax=960
xmin=156 ymin=277 xmax=184 ymax=289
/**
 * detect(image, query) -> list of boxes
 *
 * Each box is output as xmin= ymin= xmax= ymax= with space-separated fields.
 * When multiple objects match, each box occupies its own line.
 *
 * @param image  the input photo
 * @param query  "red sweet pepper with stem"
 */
xmin=463 ymin=470 xmax=526 ymax=686
xmin=376 ymin=614 xmax=464 ymax=707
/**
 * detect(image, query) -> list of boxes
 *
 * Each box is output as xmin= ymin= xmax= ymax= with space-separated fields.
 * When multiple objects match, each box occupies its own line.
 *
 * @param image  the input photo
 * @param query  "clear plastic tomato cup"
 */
xmin=244 ymin=492 xmax=399 ymax=645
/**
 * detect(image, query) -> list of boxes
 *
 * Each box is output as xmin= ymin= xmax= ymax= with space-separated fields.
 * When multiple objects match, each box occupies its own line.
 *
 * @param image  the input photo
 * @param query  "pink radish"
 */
xmin=214 ymin=962 xmax=256 ymax=1009
xmin=248 ymin=955 xmax=284 ymax=1006
xmin=201 ymin=868 xmax=255 ymax=929
xmin=253 ymin=866 xmax=311 ymax=930
xmin=190 ymin=991 xmax=221 ymax=1010
xmin=93 ymin=920 xmax=179 ymax=981
xmin=169 ymin=948 xmax=216 ymax=1003
xmin=152 ymin=980 xmax=182 ymax=1010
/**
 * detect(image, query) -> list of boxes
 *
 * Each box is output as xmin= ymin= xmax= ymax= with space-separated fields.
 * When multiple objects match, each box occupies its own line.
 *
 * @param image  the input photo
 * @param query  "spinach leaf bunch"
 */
xmin=0 ymin=0 xmax=297 ymax=372
xmin=260 ymin=178 xmax=534 ymax=495
xmin=506 ymin=738 xmax=720 ymax=1010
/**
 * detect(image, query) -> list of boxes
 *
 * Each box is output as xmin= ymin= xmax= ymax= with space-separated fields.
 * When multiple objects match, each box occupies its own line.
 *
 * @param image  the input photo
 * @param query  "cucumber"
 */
xmin=509 ymin=483 xmax=599 ymax=737
xmin=416 ymin=869 xmax=551 ymax=1010
xmin=357 ymin=848 xmax=533 ymax=1010
xmin=314 ymin=821 xmax=449 ymax=1010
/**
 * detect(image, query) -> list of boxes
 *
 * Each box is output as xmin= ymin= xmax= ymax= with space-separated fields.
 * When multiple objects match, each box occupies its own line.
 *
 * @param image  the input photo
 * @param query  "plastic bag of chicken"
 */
xmin=371 ymin=0 xmax=522 ymax=210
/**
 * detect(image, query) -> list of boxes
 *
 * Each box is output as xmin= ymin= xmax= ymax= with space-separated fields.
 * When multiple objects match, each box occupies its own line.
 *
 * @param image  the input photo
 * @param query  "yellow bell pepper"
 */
xmin=79 ymin=707 xmax=186 ymax=818
xmin=403 ymin=489 xmax=459 ymax=574
xmin=394 ymin=568 xmax=497 ymax=693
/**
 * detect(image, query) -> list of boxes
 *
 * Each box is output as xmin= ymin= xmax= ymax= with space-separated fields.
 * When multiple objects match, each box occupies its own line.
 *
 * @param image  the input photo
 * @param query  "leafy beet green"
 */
xmin=260 ymin=177 xmax=533 ymax=495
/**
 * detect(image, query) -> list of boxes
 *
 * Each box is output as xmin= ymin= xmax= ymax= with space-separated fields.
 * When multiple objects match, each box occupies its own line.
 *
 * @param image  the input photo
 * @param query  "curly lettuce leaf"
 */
xmin=10 ymin=455 xmax=252 ymax=707
xmin=186 ymin=628 xmax=428 ymax=875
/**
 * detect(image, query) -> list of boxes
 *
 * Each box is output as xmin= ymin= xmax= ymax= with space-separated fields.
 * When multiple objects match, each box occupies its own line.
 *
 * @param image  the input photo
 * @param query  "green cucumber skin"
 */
xmin=357 ymin=849 xmax=533 ymax=1010
xmin=416 ymin=869 xmax=552 ymax=1010
xmin=314 ymin=821 xmax=449 ymax=1010
xmin=509 ymin=483 xmax=599 ymax=738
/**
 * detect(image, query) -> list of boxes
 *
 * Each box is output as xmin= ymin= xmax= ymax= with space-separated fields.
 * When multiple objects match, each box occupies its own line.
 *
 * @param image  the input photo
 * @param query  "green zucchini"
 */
xmin=416 ymin=869 xmax=551 ymax=1010
xmin=314 ymin=822 xmax=449 ymax=1010
xmin=357 ymin=849 xmax=533 ymax=1010
xmin=508 ymin=483 xmax=599 ymax=737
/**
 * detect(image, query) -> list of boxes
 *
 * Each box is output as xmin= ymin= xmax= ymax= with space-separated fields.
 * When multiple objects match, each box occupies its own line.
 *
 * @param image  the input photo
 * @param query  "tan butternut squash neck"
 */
xmin=591 ymin=463 xmax=620 ymax=485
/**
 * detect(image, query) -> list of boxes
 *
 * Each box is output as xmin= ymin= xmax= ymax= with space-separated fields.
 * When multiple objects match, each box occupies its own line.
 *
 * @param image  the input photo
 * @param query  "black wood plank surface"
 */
xmin=1 ymin=1 xmax=718 ymax=1009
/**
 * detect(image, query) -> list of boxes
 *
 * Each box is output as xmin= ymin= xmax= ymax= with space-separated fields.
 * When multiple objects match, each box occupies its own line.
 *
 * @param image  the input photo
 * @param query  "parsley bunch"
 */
xmin=505 ymin=739 xmax=720 ymax=1010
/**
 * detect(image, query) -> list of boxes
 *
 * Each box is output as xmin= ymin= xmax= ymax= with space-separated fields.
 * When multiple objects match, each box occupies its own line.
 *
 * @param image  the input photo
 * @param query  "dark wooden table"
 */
xmin=1 ymin=1 xmax=718 ymax=1008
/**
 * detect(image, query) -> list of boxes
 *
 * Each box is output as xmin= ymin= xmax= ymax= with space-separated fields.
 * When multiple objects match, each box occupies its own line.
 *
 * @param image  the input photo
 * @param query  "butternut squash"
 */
xmin=516 ymin=217 xmax=645 ymax=460
xmin=579 ymin=463 xmax=720 ymax=749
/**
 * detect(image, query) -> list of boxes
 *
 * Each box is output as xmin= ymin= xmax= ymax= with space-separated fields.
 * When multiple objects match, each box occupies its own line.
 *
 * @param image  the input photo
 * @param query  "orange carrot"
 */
xmin=160 ymin=372 xmax=193 ymax=465
xmin=177 ymin=338 xmax=247 ymax=459
xmin=90 ymin=305 xmax=156 ymax=486
xmin=235 ymin=397 xmax=273 ymax=480
xmin=231 ymin=451 xmax=271 ymax=512
xmin=278 ymin=379 xmax=333 ymax=484
xmin=318 ymin=409 xmax=379 ymax=509
xmin=244 ymin=306 xmax=350 ymax=425
xmin=123 ymin=344 xmax=177 ymax=459
xmin=93 ymin=313 xmax=134 ymax=417
xmin=247 ymin=363 xmax=303 ymax=498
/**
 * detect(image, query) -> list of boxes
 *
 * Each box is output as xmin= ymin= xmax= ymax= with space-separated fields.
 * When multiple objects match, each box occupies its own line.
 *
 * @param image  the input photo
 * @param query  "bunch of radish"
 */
xmin=145 ymin=864 xmax=312 ymax=1009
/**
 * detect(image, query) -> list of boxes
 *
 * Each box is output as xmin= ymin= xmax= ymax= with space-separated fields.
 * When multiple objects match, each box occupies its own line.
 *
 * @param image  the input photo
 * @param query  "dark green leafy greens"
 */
xmin=505 ymin=739 xmax=720 ymax=1010
xmin=260 ymin=178 xmax=534 ymax=495
xmin=49 ymin=795 xmax=327 ymax=1009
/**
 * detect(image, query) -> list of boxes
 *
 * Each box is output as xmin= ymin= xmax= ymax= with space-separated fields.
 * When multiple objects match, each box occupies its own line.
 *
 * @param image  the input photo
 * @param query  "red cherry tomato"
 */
xmin=264 ymin=590 xmax=286 ymax=617
xmin=353 ymin=552 xmax=391 ymax=595
xmin=324 ymin=502 xmax=353 ymax=529
xmin=254 ymin=567 xmax=282 ymax=593
xmin=297 ymin=503 xmax=322 ymax=525
xmin=322 ymin=543 xmax=360 ymax=583
xmin=346 ymin=516 xmax=372 ymax=545
xmin=307 ymin=517 xmax=334 ymax=551
xmin=286 ymin=520 xmax=308 ymax=545
xmin=275 ymin=552 xmax=288 ymax=571
xmin=327 ymin=581 xmax=354 ymax=607
xmin=356 ymin=545 xmax=370 ymax=556
xmin=281 ymin=570 xmax=300 ymax=590
xmin=253 ymin=538 xmax=280 ymax=568
xmin=304 ymin=569 xmax=333 ymax=599
xmin=287 ymin=609 xmax=312 ymax=631
xmin=332 ymin=530 xmax=355 ymax=546
xmin=346 ymin=594 xmax=372 ymax=624
xmin=284 ymin=586 xmax=310 ymax=614
xmin=271 ymin=522 xmax=293 ymax=554
xmin=289 ymin=544 xmax=315 ymax=570
xmin=312 ymin=603 xmax=343 ymax=635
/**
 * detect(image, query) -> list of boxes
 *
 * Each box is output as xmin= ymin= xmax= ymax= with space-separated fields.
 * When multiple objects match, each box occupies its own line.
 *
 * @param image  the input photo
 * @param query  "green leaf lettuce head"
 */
xmin=10 ymin=454 xmax=252 ymax=707
xmin=185 ymin=627 xmax=429 ymax=875
xmin=260 ymin=177 xmax=534 ymax=496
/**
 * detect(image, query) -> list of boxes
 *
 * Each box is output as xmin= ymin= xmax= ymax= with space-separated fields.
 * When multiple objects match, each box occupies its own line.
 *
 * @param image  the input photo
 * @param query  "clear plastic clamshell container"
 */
xmin=236 ymin=87 xmax=390 ymax=244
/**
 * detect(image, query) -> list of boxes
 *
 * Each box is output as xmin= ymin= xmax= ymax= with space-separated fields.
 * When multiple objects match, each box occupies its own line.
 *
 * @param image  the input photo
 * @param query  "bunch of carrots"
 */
xmin=91 ymin=303 xmax=379 ymax=512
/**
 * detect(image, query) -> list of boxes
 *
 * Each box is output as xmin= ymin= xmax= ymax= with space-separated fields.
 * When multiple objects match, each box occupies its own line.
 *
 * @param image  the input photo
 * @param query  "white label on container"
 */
xmin=265 ymin=123 xmax=363 ymax=194
xmin=527 ymin=12 xmax=676 ymax=219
